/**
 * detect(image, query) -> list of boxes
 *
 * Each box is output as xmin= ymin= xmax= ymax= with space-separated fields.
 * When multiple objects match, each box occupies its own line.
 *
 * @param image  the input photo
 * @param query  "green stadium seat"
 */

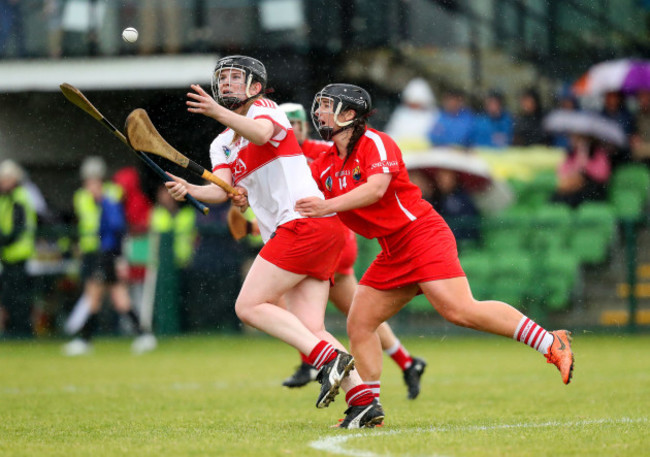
xmin=482 ymin=207 xmax=532 ymax=252
xmin=532 ymin=251 xmax=579 ymax=311
xmin=610 ymin=189 xmax=644 ymax=221
xmin=571 ymin=202 xmax=616 ymax=264
xmin=490 ymin=252 xmax=532 ymax=307
xmin=528 ymin=203 xmax=572 ymax=253
xmin=526 ymin=171 xmax=558 ymax=209
xmin=609 ymin=164 xmax=650 ymax=208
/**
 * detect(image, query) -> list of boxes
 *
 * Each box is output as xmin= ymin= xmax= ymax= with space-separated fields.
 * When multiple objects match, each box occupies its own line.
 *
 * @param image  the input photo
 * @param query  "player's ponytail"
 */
xmin=345 ymin=122 xmax=366 ymax=159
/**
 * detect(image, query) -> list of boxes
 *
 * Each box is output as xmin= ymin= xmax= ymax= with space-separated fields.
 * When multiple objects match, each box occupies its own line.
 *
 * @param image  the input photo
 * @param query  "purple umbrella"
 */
xmin=573 ymin=59 xmax=650 ymax=95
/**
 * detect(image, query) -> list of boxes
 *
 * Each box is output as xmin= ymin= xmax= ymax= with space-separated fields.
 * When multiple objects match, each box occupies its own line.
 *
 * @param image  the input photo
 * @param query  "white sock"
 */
xmin=64 ymin=294 xmax=90 ymax=335
xmin=513 ymin=317 xmax=554 ymax=355
xmin=384 ymin=340 xmax=401 ymax=356
xmin=366 ymin=380 xmax=381 ymax=400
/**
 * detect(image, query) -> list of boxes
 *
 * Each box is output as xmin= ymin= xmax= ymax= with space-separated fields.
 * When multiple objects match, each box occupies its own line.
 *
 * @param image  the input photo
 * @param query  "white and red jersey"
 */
xmin=301 ymin=138 xmax=332 ymax=163
xmin=210 ymin=98 xmax=325 ymax=243
xmin=310 ymin=127 xmax=433 ymax=239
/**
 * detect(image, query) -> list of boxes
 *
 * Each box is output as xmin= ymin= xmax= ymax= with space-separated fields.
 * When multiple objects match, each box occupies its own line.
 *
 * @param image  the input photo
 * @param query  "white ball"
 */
xmin=122 ymin=27 xmax=138 ymax=43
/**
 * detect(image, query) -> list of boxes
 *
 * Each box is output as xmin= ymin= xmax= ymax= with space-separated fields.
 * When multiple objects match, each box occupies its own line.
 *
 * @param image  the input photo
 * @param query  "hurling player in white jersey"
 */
xmin=165 ymin=56 xmax=377 ymax=426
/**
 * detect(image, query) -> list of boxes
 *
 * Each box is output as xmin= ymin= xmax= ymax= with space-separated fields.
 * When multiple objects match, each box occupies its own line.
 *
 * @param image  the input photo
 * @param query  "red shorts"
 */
xmin=359 ymin=211 xmax=465 ymax=290
xmin=259 ymin=216 xmax=346 ymax=281
xmin=335 ymin=227 xmax=358 ymax=276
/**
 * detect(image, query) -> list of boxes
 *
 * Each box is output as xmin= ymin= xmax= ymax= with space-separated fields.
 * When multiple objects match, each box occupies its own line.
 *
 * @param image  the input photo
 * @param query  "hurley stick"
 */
xmin=59 ymin=83 xmax=209 ymax=215
xmin=125 ymin=108 xmax=239 ymax=195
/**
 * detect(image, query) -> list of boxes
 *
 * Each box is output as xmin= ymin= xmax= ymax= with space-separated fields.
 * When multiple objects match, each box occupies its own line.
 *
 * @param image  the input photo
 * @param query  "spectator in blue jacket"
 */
xmin=427 ymin=89 xmax=475 ymax=148
xmin=471 ymin=90 xmax=513 ymax=148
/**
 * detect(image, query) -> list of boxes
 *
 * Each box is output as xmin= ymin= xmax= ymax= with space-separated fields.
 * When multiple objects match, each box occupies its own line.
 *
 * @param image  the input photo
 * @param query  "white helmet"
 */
xmin=0 ymin=159 xmax=25 ymax=183
xmin=80 ymin=156 xmax=106 ymax=180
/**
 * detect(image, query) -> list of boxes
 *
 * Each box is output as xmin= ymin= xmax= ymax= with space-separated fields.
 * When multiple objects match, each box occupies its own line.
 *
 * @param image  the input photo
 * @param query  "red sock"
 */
xmin=300 ymin=352 xmax=310 ymax=364
xmin=345 ymin=384 xmax=374 ymax=407
xmin=307 ymin=341 xmax=337 ymax=370
xmin=385 ymin=340 xmax=413 ymax=370
xmin=366 ymin=381 xmax=380 ymax=400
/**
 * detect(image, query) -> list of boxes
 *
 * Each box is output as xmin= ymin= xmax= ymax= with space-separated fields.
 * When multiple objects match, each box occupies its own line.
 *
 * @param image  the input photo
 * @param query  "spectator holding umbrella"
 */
xmin=543 ymin=110 xmax=623 ymax=208
xmin=551 ymin=133 xmax=612 ymax=208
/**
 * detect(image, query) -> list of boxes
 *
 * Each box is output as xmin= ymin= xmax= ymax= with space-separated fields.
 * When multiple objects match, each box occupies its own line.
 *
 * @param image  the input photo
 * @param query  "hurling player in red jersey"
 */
xmin=296 ymin=83 xmax=575 ymax=423
xmin=165 ymin=57 xmax=379 ymax=426
xmin=279 ymin=103 xmax=427 ymax=400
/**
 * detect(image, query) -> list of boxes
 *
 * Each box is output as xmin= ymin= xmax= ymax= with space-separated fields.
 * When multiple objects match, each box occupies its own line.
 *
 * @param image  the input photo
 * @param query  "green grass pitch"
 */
xmin=1 ymin=333 xmax=648 ymax=457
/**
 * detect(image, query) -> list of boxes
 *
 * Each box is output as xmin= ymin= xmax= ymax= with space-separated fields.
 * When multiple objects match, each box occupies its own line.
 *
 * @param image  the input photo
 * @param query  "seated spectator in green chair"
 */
xmin=552 ymin=134 xmax=612 ymax=208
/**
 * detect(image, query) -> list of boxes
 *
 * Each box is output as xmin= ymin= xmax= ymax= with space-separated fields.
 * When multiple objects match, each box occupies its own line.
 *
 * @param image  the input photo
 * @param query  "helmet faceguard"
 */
xmin=311 ymin=84 xmax=372 ymax=141
xmin=211 ymin=55 xmax=268 ymax=110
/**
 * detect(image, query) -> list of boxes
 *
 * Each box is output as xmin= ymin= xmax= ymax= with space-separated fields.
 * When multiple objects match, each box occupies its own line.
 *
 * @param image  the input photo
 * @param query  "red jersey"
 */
xmin=310 ymin=128 xmax=433 ymax=239
xmin=301 ymin=138 xmax=332 ymax=163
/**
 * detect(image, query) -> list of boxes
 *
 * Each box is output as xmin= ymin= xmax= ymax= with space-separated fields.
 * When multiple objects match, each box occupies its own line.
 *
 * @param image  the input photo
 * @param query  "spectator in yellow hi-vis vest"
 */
xmin=151 ymin=183 xmax=197 ymax=269
xmin=0 ymin=160 xmax=36 ymax=338
xmin=62 ymin=157 xmax=156 ymax=356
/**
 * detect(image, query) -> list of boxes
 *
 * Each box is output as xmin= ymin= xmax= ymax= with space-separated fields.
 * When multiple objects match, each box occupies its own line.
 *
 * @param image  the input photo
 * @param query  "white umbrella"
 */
xmin=543 ymin=109 xmax=627 ymax=147
xmin=403 ymin=148 xmax=512 ymax=213
xmin=403 ymin=148 xmax=493 ymax=192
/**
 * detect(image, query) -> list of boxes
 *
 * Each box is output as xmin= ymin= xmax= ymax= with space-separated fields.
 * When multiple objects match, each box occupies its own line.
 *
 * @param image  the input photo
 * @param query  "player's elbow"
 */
xmin=250 ymin=124 xmax=275 ymax=145
xmin=369 ymin=183 xmax=388 ymax=202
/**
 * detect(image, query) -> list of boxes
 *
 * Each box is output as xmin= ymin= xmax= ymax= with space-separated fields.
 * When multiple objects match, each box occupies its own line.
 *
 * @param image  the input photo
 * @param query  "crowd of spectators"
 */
xmin=387 ymin=77 xmax=650 ymax=214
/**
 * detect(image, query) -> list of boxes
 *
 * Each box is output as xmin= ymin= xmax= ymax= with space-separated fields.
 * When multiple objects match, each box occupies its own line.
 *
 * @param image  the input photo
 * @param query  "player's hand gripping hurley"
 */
xmin=59 ymin=83 xmax=209 ymax=215
xmin=125 ymin=108 xmax=239 ymax=196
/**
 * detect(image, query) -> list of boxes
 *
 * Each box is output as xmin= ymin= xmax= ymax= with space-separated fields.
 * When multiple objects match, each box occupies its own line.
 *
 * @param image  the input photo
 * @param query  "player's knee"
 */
xmin=438 ymin=301 xmax=476 ymax=328
xmin=234 ymin=300 xmax=254 ymax=325
xmin=346 ymin=318 xmax=373 ymax=341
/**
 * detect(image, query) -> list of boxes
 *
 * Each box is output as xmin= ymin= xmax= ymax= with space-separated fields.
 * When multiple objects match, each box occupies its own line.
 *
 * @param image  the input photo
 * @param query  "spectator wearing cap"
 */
xmin=0 ymin=159 xmax=36 ymax=338
xmin=385 ymin=77 xmax=439 ymax=146
xmin=427 ymin=89 xmax=475 ymax=148
xmin=471 ymin=90 xmax=513 ymax=148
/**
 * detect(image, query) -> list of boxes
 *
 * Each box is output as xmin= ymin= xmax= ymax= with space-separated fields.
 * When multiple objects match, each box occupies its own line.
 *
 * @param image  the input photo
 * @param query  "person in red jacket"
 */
xmin=278 ymin=102 xmax=427 ymax=400
xmin=296 ymin=83 xmax=575 ymax=426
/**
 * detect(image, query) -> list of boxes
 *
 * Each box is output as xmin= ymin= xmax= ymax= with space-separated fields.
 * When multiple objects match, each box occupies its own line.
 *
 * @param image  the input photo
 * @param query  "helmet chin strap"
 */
xmin=324 ymin=102 xmax=355 ymax=139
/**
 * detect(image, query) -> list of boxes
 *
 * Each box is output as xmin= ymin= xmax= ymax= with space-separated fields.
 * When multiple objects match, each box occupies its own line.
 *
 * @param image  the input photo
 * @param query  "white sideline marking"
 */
xmin=309 ymin=417 xmax=648 ymax=457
